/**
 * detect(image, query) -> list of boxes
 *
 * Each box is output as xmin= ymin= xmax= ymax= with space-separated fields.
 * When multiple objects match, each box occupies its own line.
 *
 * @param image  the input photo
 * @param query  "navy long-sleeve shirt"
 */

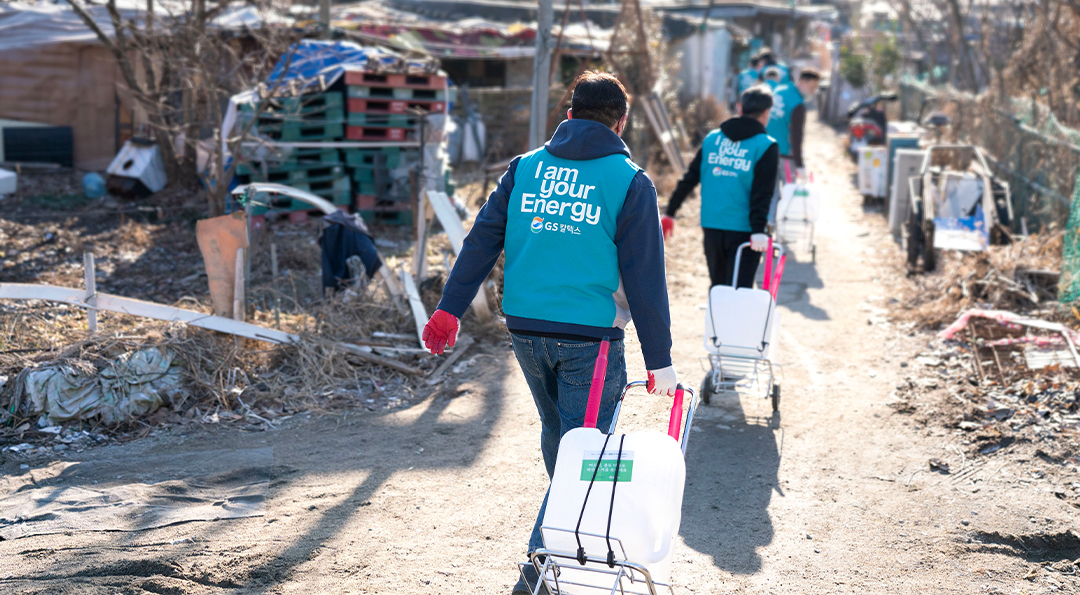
xmin=437 ymin=119 xmax=673 ymax=370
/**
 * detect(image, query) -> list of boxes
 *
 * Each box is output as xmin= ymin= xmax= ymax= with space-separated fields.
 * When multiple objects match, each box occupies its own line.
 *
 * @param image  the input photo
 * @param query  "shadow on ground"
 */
xmin=0 ymin=354 xmax=512 ymax=593
xmin=679 ymin=390 xmax=781 ymax=574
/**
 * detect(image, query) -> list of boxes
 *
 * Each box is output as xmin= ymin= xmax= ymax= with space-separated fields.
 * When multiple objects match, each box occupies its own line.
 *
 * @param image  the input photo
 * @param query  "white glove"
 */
xmin=750 ymin=233 xmax=770 ymax=252
xmin=647 ymin=365 xmax=678 ymax=397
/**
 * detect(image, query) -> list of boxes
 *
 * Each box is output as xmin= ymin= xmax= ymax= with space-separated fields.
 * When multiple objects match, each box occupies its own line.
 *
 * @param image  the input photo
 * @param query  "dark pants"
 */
xmin=703 ymin=228 xmax=761 ymax=289
xmin=509 ymin=333 xmax=627 ymax=554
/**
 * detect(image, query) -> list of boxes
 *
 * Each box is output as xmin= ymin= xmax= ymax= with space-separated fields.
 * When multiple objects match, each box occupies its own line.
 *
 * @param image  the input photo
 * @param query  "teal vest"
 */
xmin=698 ymin=130 xmax=776 ymax=232
xmin=766 ymin=83 xmax=803 ymax=156
xmin=503 ymin=149 xmax=640 ymax=328
xmin=737 ymin=68 xmax=760 ymax=94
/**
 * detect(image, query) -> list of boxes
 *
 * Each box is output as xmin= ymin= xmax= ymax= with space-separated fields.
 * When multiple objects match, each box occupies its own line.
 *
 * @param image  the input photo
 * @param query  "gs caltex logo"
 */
xmin=531 ymin=217 xmax=544 ymax=233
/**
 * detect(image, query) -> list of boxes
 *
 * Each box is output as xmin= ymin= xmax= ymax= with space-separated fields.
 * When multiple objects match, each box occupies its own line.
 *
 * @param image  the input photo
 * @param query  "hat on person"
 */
xmin=763 ymin=66 xmax=782 ymax=81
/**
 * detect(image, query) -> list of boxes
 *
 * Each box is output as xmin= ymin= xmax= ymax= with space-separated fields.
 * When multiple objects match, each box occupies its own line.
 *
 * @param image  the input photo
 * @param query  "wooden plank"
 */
xmin=0 ymin=282 xmax=424 ymax=375
xmin=424 ymin=190 xmax=492 ymax=322
xmin=334 ymin=341 xmax=423 ymax=375
xmin=399 ymin=270 xmax=428 ymax=348
xmin=233 ymin=248 xmax=246 ymax=322
xmin=0 ymin=283 xmax=298 ymax=344
xmin=83 ymin=252 xmax=97 ymax=334
xmin=426 ymin=334 xmax=474 ymax=385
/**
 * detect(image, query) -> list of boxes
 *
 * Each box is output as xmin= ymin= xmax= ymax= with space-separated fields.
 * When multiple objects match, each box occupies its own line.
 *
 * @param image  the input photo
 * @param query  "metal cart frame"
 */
xmin=699 ymin=242 xmax=784 ymax=411
xmin=518 ymin=380 xmax=698 ymax=595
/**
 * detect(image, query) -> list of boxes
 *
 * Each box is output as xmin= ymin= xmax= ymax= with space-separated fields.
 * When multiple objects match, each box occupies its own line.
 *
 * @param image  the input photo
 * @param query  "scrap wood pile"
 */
xmin=895 ymin=233 xmax=1064 ymax=329
xmin=0 ymin=282 xmax=448 ymax=446
xmin=889 ymin=234 xmax=1080 ymax=459
xmin=0 ymin=192 xmax=501 ymax=449
xmin=891 ymin=309 xmax=1080 ymax=460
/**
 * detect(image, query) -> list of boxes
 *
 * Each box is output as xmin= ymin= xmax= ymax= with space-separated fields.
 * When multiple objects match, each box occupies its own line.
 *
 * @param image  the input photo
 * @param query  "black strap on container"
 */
xmin=604 ymin=434 xmax=627 ymax=568
xmin=574 ymin=433 xmax=612 ymax=566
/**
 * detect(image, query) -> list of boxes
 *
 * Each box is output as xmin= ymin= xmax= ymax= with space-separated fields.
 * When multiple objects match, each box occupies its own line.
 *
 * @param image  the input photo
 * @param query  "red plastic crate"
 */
xmin=355 ymin=195 xmax=413 ymax=212
xmin=347 ymin=98 xmax=447 ymax=114
xmin=343 ymin=70 xmax=448 ymax=89
xmin=345 ymin=126 xmax=408 ymax=141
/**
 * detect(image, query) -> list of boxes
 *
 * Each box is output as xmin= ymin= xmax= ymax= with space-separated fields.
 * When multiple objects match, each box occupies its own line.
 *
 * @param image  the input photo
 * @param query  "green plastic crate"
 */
xmin=346 ymin=113 xmax=418 ymax=128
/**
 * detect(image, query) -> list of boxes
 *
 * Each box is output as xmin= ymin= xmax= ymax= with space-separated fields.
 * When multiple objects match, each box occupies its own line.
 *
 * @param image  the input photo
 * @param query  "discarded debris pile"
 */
xmin=895 ymin=233 xmax=1063 ymax=329
xmin=892 ymin=312 xmax=1080 ymax=458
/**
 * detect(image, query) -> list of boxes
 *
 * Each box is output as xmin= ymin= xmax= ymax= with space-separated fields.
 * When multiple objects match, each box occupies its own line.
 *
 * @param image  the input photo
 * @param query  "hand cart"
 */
xmin=700 ymin=240 xmax=785 ymax=410
xmin=776 ymin=172 xmax=819 ymax=262
xmin=518 ymin=380 xmax=699 ymax=595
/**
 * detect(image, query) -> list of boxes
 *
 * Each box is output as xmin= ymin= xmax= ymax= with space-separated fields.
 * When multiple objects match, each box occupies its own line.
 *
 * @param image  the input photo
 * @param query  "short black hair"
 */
xmin=569 ymin=71 xmax=629 ymax=128
xmin=740 ymin=84 xmax=774 ymax=118
xmin=749 ymin=57 xmax=761 ymax=67
xmin=799 ymin=68 xmax=822 ymax=81
xmin=763 ymin=66 xmax=782 ymax=81
xmin=757 ymin=47 xmax=775 ymax=63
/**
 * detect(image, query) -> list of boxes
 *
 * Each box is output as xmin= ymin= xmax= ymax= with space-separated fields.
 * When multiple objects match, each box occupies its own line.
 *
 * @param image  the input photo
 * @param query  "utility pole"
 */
xmin=320 ymin=0 xmax=332 ymax=39
xmin=528 ymin=0 xmax=554 ymax=149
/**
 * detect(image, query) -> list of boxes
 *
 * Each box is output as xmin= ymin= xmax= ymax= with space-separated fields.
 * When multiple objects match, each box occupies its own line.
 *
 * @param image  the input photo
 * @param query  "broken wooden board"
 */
xmin=424 ymin=190 xmax=492 ymax=322
xmin=195 ymin=211 xmax=249 ymax=318
xmin=0 ymin=283 xmax=294 ymax=344
xmin=426 ymin=334 xmax=474 ymax=385
xmin=399 ymin=270 xmax=428 ymax=349
xmin=333 ymin=341 xmax=423 ymax=375
xmin=0 ymin=283 xmax=426 ymax=374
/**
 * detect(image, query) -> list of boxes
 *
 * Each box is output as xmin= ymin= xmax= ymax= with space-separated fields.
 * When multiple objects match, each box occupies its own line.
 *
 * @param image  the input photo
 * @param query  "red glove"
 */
xmin=422 ymin=309 xmax=459 ymax=355
xmin=661 ymin=215 xmax=675 ymax=240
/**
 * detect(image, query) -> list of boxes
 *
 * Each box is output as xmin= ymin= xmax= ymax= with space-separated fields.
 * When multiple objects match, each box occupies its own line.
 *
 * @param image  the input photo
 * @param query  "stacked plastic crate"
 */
xmin=235 ymin=92 xmax=351 ymax=215
xmin=343 ymin=69 xmax=448 ymax=225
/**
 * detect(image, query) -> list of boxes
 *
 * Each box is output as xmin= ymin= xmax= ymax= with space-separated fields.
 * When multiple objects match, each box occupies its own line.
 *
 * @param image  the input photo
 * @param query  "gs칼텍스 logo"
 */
xmin=531 ymin=216 xmax=544 ymax=233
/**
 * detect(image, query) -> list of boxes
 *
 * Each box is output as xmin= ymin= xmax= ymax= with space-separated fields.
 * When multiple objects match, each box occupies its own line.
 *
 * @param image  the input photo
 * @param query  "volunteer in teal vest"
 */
xmin=757 ymin=47 xmax=791 ymax=85
xmin=764 ymin=68 xmax=822 ymax=221
xmin=736 ymin=56 xmax=762 ymax=109
xmin=420 ymin=71 xmax=677 ymax=595
xmin=661 ymin=85 xmax=779 ymax=288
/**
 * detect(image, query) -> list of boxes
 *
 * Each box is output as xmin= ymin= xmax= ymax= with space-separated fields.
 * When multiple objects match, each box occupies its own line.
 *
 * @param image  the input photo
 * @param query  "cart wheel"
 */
xmin=700 ymin=374 xmax=714 ymax=405
xmin=771 ymin=384 xmax=781 ymax=412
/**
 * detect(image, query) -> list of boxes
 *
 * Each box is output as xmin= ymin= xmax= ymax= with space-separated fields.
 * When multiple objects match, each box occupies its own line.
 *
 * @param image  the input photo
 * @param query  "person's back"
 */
xmin=421 ymin=70 xmax=678 ymax=595
xmin=737 ymin=58 xmax=761 ymax=96
xmin=765 ymin=82 xmax=804 ymax=158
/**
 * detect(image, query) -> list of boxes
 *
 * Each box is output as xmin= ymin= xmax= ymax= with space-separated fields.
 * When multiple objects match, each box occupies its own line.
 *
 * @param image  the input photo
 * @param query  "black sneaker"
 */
xmin=513 ymin=563 xmax=551 ymax=595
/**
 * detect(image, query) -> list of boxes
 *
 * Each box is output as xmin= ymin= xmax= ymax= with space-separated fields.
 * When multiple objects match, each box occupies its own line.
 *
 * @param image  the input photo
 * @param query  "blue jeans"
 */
xmin=509 ymin=333 xmax=627 ymax=554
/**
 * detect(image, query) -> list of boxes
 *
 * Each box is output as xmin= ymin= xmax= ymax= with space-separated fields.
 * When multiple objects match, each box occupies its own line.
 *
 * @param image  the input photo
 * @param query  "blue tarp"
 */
xmin=265 ymin=40 xmax=400 ymax=96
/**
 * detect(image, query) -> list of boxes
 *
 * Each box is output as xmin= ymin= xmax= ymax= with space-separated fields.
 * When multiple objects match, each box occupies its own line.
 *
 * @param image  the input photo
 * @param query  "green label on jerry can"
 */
xmin=580 ymin=450 xmax=634 ymax=482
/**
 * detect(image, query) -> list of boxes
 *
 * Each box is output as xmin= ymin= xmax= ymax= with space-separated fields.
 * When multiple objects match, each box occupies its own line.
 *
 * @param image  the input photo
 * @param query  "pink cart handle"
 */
xmin=762 ymin=236 xmax=774 ymax=292
xmin=784 ymin=160 xmax=793 ymax=184
xmin=771 ymin=254 xmax=787 ymax=301
xmin=583 ymin=337 xmax=611 ymax=429
xmin=667 ymin=384 xmax=685 ymax=442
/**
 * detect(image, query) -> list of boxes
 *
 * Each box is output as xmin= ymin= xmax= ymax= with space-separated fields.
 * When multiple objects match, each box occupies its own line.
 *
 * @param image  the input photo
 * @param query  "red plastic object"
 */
xmin=345 ymin=126 xmax=408 ymax=141
xmin=343 ymin=70 xmax=448 ymax=89
xmin=762 ymin=236 xmax=774 ymax=292
xmin=667 ymin=385 xmax=684 ymax=442
xmin=348 ymin=98 xmax=446 ymax=114
xmin=784 ymin=159 xmax=793 ymax=184
xmin=771 ymin=254 xmax=787 ymax=301
xmin=582 ymin=338 xmax=611 ymax=429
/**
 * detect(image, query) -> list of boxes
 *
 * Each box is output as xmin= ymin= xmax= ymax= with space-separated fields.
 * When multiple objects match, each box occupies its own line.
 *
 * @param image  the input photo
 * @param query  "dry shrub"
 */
xmin=681 ymin=95 xmax=729 ymax=146
xmin=895 ymin=233 xmax=1064 ymax=328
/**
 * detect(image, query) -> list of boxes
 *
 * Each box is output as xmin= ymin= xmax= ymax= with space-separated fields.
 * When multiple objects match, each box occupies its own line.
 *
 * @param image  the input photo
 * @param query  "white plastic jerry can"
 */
xmin=541 ymin=426 xmax=686 ymax=591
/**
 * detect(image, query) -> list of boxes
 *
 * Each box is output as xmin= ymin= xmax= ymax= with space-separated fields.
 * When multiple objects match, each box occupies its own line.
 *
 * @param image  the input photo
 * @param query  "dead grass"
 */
xmin=893 ymin=233 xmax=1065 ymax=328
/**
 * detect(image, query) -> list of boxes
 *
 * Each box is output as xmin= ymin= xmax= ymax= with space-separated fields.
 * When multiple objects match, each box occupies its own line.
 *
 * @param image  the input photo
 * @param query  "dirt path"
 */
xmin=2 ymin=116 xmax=1076 ymax=595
